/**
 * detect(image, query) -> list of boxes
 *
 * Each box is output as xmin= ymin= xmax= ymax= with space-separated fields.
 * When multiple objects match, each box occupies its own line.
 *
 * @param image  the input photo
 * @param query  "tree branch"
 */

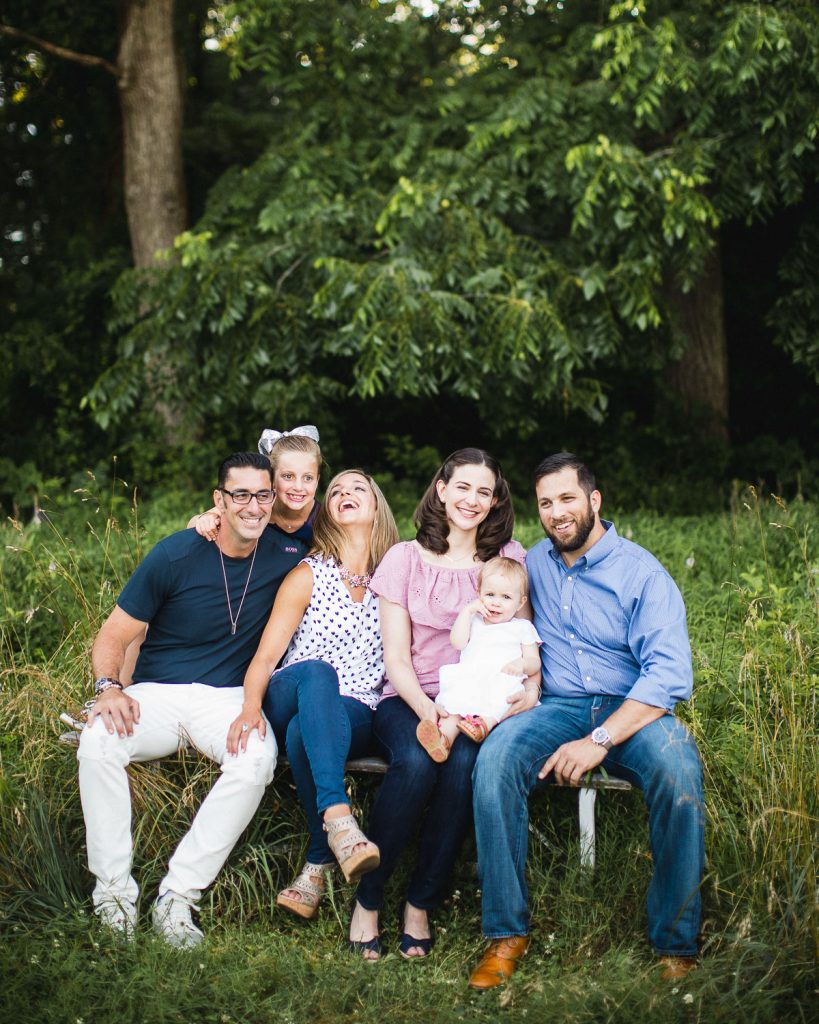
xmin=0 ymin=24 xmax=119 ymax=77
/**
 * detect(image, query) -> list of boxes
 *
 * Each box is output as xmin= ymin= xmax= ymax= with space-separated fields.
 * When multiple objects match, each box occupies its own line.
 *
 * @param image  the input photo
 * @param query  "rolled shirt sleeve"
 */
xmin=625 ymin=571 xmax=693 ymax=710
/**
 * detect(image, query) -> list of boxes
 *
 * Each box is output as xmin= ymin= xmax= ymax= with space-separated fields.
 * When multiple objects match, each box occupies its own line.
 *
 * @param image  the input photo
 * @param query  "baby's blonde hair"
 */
xmin=478 ymin=556 xmax=529 ymax=599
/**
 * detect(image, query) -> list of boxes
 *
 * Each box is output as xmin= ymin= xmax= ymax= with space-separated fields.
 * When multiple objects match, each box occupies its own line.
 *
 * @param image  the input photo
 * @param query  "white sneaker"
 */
xmin=151 ymin=892 xmax=204 ymax=949
xmin=96 ymin=898 xmax=137 ymax=940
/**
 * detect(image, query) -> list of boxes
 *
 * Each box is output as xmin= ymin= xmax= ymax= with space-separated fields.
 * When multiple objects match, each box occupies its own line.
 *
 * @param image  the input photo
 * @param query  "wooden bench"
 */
xmin=59 ymin=714 xmax=631 ymax=869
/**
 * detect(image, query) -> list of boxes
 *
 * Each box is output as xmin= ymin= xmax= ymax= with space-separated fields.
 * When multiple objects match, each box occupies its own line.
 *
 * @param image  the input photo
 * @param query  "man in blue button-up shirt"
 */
xmin=469 ymin=453 xmax=704 ymax=990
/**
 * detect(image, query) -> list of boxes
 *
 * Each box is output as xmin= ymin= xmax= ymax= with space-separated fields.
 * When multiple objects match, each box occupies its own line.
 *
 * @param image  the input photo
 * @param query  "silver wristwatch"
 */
xmin=591 ymin=725 xmax=614 ymax=751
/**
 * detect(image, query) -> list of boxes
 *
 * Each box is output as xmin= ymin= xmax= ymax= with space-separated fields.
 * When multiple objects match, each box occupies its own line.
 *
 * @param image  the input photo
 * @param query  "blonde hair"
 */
xmin=267 ymin=434 xmax=323 ymax=475
xmin=478 ymin=556 xmax=529 ymax=599
xmin=311 ymin=469 xmax=399 ymax=572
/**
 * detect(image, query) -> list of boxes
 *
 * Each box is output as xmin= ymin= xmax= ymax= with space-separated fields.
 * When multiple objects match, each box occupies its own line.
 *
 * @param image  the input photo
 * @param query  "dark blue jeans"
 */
xmin=473 ymin=695 xmax=705 ymax=955
xmin=263 ymin=659 xmax=374 ymax=864
xmin=355 ymin=695 xmax=479 ymax=912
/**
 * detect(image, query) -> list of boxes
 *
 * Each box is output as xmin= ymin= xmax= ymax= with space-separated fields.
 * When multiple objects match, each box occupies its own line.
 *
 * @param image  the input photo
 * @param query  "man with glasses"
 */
xmin=77 ymin=452 xmax=306 ymax=947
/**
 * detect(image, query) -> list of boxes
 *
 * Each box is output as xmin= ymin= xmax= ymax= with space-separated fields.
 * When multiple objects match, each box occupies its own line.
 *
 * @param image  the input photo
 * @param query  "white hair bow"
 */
xmin=258 ymin=425 xmax=320 ymax=454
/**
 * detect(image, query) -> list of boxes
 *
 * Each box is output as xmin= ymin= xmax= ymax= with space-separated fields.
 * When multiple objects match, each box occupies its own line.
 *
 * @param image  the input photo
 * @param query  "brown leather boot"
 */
xmin=658 ymin=956 xmax=697 ymax=980
xmin=468 ymin=936 xmax=530 ymax=990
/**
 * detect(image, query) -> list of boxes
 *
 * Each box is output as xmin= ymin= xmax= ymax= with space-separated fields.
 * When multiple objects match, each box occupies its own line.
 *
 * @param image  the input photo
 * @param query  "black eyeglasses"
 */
xmin=219 ymin=487 xmax=275 ymax=506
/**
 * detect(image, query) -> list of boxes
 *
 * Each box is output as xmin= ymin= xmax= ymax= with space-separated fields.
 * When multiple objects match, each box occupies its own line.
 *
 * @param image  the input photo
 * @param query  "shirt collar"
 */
xmin=547 ymin=519 xmax=618 ymax=569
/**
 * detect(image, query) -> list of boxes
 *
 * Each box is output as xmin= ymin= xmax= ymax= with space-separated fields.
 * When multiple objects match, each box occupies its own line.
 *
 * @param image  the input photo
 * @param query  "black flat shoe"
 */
xmin=348 ymin=935 xmax=383 ymax=959
xmin=397 ymin=902 xmax=435 ymax=960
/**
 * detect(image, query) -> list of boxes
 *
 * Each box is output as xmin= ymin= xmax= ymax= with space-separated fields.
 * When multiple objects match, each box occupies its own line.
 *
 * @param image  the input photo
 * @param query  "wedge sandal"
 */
xmin=276 ymin=862 xmax=332 ymax=920
xmin=323 ymin=814 xmax=380 ymax=882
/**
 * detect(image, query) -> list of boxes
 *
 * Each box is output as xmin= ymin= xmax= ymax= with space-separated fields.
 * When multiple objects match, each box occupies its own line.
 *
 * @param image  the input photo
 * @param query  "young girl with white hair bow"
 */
xmin=190 ymin=425 xmax=322 ymax=543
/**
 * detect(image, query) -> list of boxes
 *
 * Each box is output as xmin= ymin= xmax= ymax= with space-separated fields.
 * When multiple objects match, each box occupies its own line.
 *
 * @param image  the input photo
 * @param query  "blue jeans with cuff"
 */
xmin=263 ymin=659 xmax=374 ymax=864
xmin=472 ymin=695 xmax=704 ymax=956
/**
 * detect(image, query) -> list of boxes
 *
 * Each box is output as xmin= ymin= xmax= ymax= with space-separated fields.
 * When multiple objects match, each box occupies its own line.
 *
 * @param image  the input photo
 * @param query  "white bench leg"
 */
xmin=578 ymin=787 xmax=597 ymax=869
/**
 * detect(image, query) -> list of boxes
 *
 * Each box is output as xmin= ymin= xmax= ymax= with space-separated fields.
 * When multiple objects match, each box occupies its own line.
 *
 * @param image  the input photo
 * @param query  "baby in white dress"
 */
xmin=416 ymin=556 xmax=542 ymax=762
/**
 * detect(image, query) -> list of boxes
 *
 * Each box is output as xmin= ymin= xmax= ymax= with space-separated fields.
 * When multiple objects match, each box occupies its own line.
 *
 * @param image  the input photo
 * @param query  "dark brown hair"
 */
xmin=532 ymin=452 xmax=596 ymax=495
xmin=415 ymin=448 xmax=515 ymax=563
xmin=217 ymin=452 xmax=273 ymax=489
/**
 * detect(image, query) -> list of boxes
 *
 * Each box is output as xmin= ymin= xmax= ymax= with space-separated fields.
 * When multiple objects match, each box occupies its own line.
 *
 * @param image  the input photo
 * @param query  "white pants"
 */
xmin=77 ymin=682 xmax=277 ymax=908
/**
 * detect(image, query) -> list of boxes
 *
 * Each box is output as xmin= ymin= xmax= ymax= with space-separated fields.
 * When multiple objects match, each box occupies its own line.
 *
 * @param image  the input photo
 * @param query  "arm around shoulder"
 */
xmin=187 ymin=506 xmax=221 ymax=541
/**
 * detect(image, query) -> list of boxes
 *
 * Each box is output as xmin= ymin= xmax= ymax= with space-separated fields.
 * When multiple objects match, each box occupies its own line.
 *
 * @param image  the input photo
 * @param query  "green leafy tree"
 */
xmin=96 ymin=0 xmax=819 ymax=449
xmin=0 ymin=1 xmax=281 ymax=498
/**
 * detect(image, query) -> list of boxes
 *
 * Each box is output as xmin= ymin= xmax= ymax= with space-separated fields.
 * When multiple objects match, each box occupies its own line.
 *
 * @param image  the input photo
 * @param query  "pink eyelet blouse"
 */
xmin=370 ymin=539 xmax=527 ymax=701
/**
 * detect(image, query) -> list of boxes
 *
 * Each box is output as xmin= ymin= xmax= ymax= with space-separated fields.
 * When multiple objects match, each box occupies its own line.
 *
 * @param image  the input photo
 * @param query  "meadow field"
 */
xmin=0 ymin=477 xmax=815 ymax=1024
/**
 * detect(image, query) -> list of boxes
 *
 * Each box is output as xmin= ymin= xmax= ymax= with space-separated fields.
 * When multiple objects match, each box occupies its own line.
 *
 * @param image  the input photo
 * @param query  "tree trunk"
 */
xmin=665 ymin=237 xmax=730 ymax=442
xmin=118 ymin=0 xmax=189 ymax=442
xmin=117 ymin=0 xmax=186 ymax=269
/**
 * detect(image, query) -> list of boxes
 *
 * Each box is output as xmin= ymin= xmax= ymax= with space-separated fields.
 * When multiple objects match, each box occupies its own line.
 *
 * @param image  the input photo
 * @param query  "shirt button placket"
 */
xmin=561 ymin=574 xmax=573 ymax=634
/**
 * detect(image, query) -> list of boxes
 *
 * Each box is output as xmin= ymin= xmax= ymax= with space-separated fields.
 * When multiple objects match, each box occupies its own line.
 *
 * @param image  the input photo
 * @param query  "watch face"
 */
xmin=592 ymin=727 xmax=609 ymax=744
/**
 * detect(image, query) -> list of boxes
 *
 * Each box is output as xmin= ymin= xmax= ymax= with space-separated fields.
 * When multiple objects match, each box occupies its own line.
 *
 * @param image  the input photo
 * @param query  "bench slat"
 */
xmin=59 ymin=728 xmax=630 ymax=791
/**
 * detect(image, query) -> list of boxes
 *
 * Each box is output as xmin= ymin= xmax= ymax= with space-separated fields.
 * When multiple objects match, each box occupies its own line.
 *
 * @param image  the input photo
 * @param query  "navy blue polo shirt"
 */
xmin=118 ymin=527 xmax=306 ymax=687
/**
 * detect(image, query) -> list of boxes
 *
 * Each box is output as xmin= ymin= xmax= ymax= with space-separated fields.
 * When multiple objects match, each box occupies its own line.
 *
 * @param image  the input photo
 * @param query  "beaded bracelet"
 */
xmin=94 ymin=677 xmax=123 ymax=696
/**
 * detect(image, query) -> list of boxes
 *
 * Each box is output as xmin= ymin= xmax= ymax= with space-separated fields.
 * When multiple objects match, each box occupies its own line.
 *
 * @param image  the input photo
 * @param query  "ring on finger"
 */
xmin=241 ymin=723 xmax=249 ymax=732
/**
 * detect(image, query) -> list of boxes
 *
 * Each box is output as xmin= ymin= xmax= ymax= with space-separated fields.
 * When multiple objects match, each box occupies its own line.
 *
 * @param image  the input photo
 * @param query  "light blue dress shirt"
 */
xmin=526 ymin=521 xmax=693 ymax=710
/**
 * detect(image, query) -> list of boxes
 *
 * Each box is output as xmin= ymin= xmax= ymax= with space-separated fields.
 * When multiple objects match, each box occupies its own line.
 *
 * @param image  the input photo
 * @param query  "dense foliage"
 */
xmin=98 ymin=2 xmax=819 ymax=455
xmin=2 ymin=1 xmax=818 ymax=510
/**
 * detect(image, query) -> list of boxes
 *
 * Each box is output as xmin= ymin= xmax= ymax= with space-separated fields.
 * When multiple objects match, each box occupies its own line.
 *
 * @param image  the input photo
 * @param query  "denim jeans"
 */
xmin=473 ymin=696 xmax=704 ymax=956
xmin=355 ymin=695 xmax=479 ymax=912
xmin=263 ymin=660 xmax=374 ymax=864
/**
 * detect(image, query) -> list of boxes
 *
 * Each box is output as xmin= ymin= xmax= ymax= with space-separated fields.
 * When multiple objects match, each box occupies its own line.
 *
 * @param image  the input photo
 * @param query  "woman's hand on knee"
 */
xmin=227 ymin=704 xmax=267 ymax=755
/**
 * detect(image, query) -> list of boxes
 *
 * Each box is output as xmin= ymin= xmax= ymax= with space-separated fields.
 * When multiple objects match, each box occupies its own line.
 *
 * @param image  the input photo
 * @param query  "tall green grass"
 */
xmin=0 ymin=478 xmax=815 ymax=1023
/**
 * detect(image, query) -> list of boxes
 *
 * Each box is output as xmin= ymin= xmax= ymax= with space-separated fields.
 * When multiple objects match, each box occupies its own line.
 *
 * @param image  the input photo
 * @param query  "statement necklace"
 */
xmin=338 ymin=564 xmax=373 ymax=589
xmin=217 ymin=538 xmax=259 ymax=635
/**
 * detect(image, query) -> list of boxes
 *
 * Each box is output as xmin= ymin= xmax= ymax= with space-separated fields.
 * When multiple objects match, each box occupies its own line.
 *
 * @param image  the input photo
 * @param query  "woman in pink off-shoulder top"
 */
xmin=349 ymin=449 xmax=536 ymax=960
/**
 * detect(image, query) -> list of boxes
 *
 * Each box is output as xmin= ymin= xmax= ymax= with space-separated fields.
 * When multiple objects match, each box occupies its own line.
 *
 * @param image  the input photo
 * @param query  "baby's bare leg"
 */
xmin=438 ymin=715 xmax=461 ymax=746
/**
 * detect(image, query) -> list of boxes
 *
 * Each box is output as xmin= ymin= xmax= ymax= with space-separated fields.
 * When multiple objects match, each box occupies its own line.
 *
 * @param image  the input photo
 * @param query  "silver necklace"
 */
xmin=442 ymin=548 xmax=477 ymax=565
xmin=217 ymin=538 xmax=259 ymax=635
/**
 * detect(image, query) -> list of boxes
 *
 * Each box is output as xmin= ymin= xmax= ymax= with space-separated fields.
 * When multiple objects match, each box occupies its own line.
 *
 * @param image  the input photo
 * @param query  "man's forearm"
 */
xmin=91 ymin=608 xmax=148 ymax=686
xmin=599 ymin=698 xmax=667 ymax=746
xmin=91 ymin=629 xmax=128 ymax=681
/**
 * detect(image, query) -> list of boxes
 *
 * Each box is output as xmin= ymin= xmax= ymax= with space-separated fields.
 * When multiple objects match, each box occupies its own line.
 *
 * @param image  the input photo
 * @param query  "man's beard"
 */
xmin=546 ymin=500 xmax=596 ymax=553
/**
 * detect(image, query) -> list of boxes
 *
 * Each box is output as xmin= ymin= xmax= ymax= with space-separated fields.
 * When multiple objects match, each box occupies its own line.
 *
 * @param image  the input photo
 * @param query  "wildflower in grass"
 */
xmin=682 ymin=993 xmax=694 ymax=1004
